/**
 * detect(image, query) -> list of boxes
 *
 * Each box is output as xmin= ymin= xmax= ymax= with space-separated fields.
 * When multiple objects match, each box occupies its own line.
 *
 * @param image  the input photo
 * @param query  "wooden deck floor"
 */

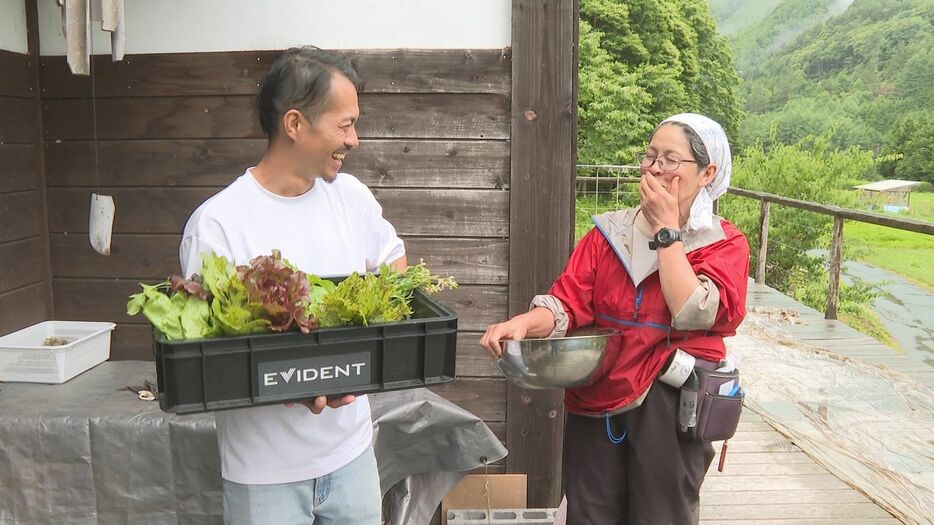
xmin=745 ymin=280 xmax=933 ymax=387
xmin=702 ymin=411 xmax=900 ymax=524
xmin=699 ymin=280 xmax=930 ymax=524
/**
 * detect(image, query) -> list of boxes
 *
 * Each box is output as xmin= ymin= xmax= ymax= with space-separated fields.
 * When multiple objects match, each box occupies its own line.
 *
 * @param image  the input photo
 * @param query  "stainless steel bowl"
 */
xmin=496 ymin=327 xmax=620 ymax=389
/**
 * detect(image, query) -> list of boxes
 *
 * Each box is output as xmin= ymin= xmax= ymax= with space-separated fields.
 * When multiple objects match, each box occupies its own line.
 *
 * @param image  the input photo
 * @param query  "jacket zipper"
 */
xmin=633 ymin=286 xmax=643 ymax=321
xmin=598 ymin=313 xmax=670 ymax=334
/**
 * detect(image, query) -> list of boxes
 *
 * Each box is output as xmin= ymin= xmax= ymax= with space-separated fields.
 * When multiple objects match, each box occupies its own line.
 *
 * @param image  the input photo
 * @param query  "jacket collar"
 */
xmin=592 ymin=207 xmax=726 ymax=269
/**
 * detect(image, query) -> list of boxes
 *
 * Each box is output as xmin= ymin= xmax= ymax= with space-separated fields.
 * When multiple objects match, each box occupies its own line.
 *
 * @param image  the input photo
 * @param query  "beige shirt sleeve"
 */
xmin=529 ymin=294 xmax=569 ymax=338
xmin=671 ymin=274 xmax=720 ymax=331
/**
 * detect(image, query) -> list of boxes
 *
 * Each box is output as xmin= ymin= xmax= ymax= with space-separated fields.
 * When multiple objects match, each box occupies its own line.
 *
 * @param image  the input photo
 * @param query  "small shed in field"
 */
xmin=853 ymin=179 xmax=924 ymax=212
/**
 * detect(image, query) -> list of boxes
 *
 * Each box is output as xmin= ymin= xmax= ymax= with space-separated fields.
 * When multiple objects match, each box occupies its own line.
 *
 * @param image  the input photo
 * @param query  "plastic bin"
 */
xmin=0 ymin=321 xmax=116 ymax=384
xmin=154 ymin=290 xmax=458 ymax=414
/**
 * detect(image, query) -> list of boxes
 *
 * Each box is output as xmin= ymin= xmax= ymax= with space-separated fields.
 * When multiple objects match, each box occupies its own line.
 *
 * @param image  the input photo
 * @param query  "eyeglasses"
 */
xmin=636 ymin=152 xmax=697 ymax=172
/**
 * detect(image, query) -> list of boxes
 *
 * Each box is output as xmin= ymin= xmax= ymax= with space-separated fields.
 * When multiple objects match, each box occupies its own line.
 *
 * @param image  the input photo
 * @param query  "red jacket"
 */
xmin=550 ymin=219 xmax=750 ymax=415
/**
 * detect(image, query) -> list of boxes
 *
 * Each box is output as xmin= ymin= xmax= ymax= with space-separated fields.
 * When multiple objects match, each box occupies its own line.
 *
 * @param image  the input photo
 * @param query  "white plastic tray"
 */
xmin=0 ymin=321 xmax=116 ymax=384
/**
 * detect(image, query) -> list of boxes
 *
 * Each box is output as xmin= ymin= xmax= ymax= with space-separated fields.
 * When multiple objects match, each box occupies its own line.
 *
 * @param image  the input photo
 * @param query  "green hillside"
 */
xmin=726 ymin=0 xmax=854 ymax=75
xmin=707 ymin=0 xmax=783 ymax=36
xmin=732 ymin=0 xmax=934 ymax=183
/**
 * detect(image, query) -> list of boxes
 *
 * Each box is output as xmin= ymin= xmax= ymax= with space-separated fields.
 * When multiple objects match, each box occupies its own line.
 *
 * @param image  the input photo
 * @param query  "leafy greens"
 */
xmin=127 ymin=251 xmax=456 ymax=341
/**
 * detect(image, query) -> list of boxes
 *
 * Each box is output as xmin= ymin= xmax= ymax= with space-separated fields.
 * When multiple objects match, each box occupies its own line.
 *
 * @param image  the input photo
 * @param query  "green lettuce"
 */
xmin=128 ymin=252 xmax=457 ymax=341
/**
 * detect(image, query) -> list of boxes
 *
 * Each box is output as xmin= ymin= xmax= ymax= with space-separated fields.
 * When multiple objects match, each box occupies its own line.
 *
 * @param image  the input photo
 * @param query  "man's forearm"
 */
xmin=389 ymin=255 xmax=408 ymax=272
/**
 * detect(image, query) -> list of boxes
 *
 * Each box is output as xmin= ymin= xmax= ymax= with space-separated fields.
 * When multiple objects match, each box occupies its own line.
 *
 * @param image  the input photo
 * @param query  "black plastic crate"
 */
xmin=153 ymin=290 xmax=457 ymax=414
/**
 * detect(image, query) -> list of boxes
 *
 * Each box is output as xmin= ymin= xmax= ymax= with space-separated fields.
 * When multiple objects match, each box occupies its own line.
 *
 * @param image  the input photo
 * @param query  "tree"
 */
xmin=880 ymin=111 xmax=934 ymax=184
xmin=577 ymin=0 xmax=743 ymax=165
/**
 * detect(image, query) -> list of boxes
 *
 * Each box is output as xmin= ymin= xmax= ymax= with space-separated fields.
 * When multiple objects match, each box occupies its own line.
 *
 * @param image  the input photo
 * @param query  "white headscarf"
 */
xmin=659 ymin=113 xmax=732 ymax=232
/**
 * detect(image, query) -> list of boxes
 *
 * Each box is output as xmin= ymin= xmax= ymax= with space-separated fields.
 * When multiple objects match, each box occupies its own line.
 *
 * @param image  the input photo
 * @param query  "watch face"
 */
xmin=658 ymin=229 xmax=672 ymax=243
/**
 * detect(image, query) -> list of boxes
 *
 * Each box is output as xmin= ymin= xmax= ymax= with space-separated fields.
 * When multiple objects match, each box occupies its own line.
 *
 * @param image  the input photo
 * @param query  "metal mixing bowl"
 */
xmin=496 ymin=327 xmax=620 ymax=389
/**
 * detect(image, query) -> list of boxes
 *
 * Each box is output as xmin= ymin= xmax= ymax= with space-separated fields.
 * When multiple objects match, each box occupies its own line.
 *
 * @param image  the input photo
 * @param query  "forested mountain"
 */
xmin=707 ymin=0 xmax=783 ymax=36
xmin=712 ymin=0 xmax=933 ymax=182
xmin=577 ymin=0 xmax=742 ymax=165
xmin=713 ymin=0 xmax=855 ymax=75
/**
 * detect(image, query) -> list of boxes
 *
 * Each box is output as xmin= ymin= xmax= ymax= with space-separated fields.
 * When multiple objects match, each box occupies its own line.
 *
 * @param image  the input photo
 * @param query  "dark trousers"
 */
xmin=563 ymin=382 xmax=715 ymax=525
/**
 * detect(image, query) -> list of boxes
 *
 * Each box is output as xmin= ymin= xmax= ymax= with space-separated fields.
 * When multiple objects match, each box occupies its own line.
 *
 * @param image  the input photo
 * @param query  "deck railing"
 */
xmin=575 ymin=165 xmax=934 ymax=320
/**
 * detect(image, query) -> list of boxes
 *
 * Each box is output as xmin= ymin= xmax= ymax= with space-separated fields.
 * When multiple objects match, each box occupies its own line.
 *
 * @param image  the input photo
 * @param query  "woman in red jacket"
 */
xmin=481 ymin=113 xmax=750 ymax=524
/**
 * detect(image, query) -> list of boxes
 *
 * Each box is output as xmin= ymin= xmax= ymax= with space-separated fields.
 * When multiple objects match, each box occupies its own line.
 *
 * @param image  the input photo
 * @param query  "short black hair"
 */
xmin=256 ymin=46 xmax=363 ymax=139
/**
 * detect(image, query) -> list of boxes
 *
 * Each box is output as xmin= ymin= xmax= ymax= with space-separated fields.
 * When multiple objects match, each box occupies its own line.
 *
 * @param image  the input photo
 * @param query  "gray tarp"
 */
xmin=0 ymin=361 xmax=506 ymax=524
xmin=728 ymin=311 xmax=934 ymax=525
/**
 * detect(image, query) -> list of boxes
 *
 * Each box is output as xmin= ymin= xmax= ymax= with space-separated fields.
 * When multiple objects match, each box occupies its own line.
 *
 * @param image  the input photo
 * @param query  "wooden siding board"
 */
xmin=374 ymin=188 xmax=509 ymax=237
xmin=47 ymin=187 xmax=509 ymax=237
xmin=109 ymin=324 xmax=157 ymax=361
xmin=0 ymin=50 xmax=33 ymax=98
xmin=50 ymin=234 xmax=508 ymax=286
xmin=428 ymin=378 xmax=507 ymax=422
xmin=0 ymin=145 xmax=39 ymax=193
xmin=43 ymin=140 xmax=263 ymax=188
xmin=44 ymin=139 xmax=509 ymax=190
xmin=0 ymin=191 xmax=43 ymax=243
xmin=342 ymin=140 xmax=510 ymax=190
xmin=456 ymin=331 xmax=502 ymax=377
xmin=0 ymin=282 xmax=49 ymax=336
xmin=47 ymin=187 xmax=211 ymax=235
xmin=41 ymin=94 xmax=510 ymax=141
xmin=50 ymin=233 xmax=181 ymax=279
xmin=0 ymin=238 xmax=46 ymax=291
xmin=434 ymin=285 xmax=508 ymax=332
xmin=0 ymin=96 xmax=37 ymax=144
xmin=39 ymin=49 xmax=511 ymax=98
xmin=404 ymin=237 xmax=508 ymax=285
xmin=507 ymin=0 xmax=579 ymax=507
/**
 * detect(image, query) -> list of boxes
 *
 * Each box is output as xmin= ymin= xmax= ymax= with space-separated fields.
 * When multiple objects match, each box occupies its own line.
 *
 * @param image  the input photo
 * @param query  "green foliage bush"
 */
xmin=717 ymin=131 xmax=892 ymax=326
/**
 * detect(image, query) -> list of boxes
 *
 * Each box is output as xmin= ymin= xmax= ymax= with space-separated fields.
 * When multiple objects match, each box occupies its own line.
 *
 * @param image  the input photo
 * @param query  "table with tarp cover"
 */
xmin=0 ymin=361 xmax=506 ymax=524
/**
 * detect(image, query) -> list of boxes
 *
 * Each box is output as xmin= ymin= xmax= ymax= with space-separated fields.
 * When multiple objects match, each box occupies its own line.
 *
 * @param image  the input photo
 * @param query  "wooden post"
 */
xmin=25 ymin=0 xmax=54 ymax=316
xmin=756 ymin=200 xmax=770 ymax=283
xmin=508 ymin=0 xmax=579 ymax=508
xmin=825 ymin=215 xmax=844 ymax=320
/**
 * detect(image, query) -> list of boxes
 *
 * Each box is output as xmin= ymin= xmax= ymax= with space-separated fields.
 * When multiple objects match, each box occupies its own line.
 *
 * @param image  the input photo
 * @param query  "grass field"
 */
xmin=845 ymin=192 xmax=934 ymax=291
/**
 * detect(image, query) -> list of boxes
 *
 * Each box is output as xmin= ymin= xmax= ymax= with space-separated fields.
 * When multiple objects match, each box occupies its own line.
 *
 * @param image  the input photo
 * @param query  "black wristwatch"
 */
xmin=649 ymin=227 xmax=683 ymax=250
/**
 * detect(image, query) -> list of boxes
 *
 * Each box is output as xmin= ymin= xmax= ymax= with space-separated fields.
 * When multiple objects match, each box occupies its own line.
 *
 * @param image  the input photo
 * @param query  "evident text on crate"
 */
xmin=258 ymin=352 xmax=371 ymax=396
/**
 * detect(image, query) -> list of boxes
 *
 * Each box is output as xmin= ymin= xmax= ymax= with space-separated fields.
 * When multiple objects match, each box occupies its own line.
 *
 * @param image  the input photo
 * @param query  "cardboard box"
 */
xmin=442 ymin=474 xmax=527 ymax=524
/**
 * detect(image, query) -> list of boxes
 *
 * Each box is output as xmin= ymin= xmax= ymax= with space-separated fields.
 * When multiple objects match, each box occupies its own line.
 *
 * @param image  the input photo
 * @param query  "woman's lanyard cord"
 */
xmin=605 ymin=413 xmax=628 ymax=444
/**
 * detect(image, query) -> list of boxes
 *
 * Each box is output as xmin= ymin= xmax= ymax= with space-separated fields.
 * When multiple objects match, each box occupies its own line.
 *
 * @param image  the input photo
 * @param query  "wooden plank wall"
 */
xmin=38 ymin=49 xmax=511 ymax=452
xmin=0 ymin=44 xmax=51 ymax=334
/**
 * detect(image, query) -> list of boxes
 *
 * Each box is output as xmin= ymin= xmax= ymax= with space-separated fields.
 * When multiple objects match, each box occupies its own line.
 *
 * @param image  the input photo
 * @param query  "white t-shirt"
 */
xmin=179 ymin=169 xmax=405 ymax=485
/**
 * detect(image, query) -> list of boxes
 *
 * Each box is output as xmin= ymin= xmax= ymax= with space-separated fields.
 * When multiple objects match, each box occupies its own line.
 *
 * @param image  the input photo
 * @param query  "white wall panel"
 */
xmin=38 ymin=0 xmax=511 ymax=55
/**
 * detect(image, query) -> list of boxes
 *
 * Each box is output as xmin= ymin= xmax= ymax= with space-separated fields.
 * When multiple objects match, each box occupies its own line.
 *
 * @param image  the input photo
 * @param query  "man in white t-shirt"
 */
xmin=179 ymin=47 xmax=405 ymax=524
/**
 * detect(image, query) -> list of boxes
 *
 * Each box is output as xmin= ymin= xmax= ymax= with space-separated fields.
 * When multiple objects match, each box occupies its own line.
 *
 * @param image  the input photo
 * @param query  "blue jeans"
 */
xmin=222 ymin=445 xmax=381 ymax=524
